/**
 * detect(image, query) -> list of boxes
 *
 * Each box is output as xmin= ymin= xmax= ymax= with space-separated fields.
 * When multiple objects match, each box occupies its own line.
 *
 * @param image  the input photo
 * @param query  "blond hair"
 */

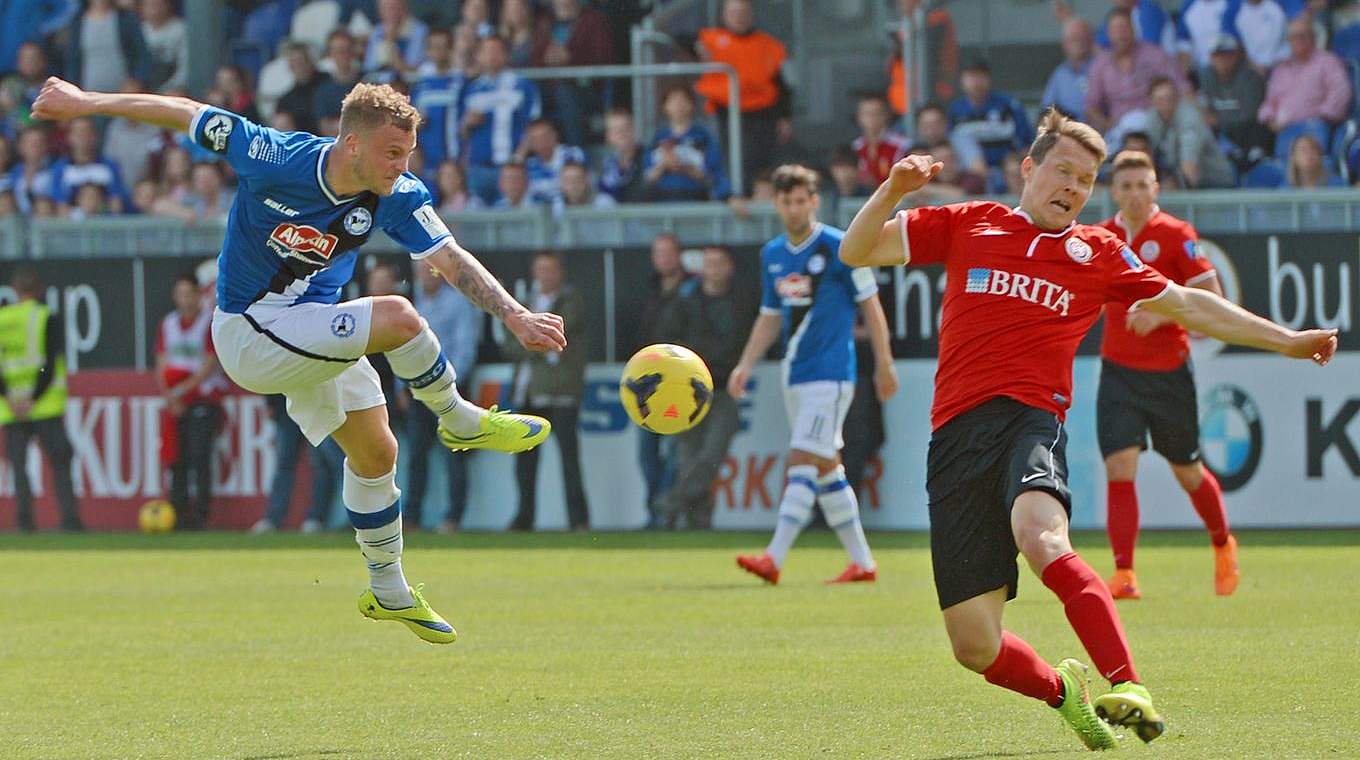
xmin=1110 ymin=150 xmax=1156 ymax=179
xmin=339 ymin=83 xmax=421 ymax=136
xmin=1028 ymin=108 xmax=1107 ymax=167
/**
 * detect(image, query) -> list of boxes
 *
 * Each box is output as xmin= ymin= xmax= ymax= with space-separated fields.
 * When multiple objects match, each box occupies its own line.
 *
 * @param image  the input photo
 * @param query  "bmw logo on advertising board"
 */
xmin=1200 ymin=384 xmax=1263 ymax=491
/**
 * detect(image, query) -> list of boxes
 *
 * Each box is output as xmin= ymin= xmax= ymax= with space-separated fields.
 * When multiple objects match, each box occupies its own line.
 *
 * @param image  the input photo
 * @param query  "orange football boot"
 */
xmin=736 ymin=553 xmax=780 ymax=585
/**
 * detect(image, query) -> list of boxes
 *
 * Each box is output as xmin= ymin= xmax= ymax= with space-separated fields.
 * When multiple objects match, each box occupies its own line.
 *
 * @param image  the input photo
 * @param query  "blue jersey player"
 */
xmin=729 ymin=164 xmax=899 ymax=585
xmin=33 ymin=77 xmax=566 ymax=645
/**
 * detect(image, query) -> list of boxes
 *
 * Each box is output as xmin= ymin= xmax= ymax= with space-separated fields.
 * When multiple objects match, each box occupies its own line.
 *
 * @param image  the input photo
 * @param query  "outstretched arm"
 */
xmin=841 ymin=154 xmax=942 ymax=268
xmin=32 ymin=77 xmax=202 ymax=132
xmin=1141 ymin=283 xmax=1337 ymax=364
xmin=423 ymin=240 xmax=567 ymax=353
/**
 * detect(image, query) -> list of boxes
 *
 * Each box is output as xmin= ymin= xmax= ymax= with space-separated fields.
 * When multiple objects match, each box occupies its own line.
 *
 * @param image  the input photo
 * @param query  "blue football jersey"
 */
xmin=189 ymin=106 xmax=454 ymax=314
xmin=760 ymin=224 xmax=878 ymax=385
xmin=410 ymin=67 xmax=468 ymax=164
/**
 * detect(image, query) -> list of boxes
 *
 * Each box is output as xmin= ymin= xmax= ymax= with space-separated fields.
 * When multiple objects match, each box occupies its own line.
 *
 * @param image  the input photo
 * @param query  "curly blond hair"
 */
xmin=339 ymin=83 xmax=422 ymax=136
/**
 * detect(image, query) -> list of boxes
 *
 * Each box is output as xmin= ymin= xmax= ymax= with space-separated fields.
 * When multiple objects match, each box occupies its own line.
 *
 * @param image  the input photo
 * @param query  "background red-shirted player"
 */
xmin=840 ymin=110 xmax=1336 ymax=751
xmin=1097 ymin=151 xmax=1237 ymax=601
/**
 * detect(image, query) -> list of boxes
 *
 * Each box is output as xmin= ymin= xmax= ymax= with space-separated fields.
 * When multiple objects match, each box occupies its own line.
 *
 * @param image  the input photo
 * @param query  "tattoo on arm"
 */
xmin=438 ymin=246 xmax=521 ymax=320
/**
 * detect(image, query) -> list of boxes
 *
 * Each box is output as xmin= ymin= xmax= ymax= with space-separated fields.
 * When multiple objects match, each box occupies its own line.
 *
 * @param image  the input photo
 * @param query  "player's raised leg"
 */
xmin=367 ymin=295 xmax=549 ymax=453
xmin=1013 ymin=490 xmax=1165 ymax=742
xmin=1103 ymin=446 xmax=1142 ymax=599
xmin=332 ymin=403 xmax=455 ymax=644
xmin=1170 ymin=462 xmax=1238 ymax=595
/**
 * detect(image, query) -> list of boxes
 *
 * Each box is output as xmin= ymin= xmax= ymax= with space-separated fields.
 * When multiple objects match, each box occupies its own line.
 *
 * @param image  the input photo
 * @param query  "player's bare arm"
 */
xmin=859 ymin=296 xmax=899 ymax=401
xmin=32 ymin=76 xmax=202 ymax=132
xmin=1126 ymin=273 xmax=1222 ymax=336
xmin=727 ymin=312 xmax=782 ymax=399
xmin=841 ymin=155 xmax=942 ymax=268
xmin=1141 ymin=283 xmax=1338 ymax=364
xmin=424 ymin=241 xmax=566 ymax=353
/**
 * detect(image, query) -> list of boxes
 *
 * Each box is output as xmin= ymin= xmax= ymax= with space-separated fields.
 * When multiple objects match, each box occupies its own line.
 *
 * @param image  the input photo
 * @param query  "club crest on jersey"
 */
xmin=807 ymin=253 xmax=827 ymax=275
xmin=1064 ymin=237 xmax=1093 ymax=264
xmin=269 ymin=223 xmax=339 ymax=260
xmin=774 ymin=273 xmax=813 ymax=305
xmin=964 ymin=267 xmax=1073 ymax=316
xmin=1140 ymin=240 xmax=1161 ymax=262
xmin=331 ymin=312 xmax=356 ymax=338
xmin=343 ymin=207 xmax=373 ymax=236
xmin=204 ymin=114 xmax=233 ymax=153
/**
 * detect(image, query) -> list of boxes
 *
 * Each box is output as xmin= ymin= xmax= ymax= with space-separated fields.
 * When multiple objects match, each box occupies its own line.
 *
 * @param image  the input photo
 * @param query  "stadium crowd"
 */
xmin=1 ymin=0 xmax=1357 ymax=228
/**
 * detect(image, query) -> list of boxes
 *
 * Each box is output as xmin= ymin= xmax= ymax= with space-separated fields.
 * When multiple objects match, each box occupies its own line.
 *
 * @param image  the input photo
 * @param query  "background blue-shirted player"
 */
xmin=728 ymin=164 xmax=899 ymax=585
xmin=32 ymin=76 xmax=567 ymax=645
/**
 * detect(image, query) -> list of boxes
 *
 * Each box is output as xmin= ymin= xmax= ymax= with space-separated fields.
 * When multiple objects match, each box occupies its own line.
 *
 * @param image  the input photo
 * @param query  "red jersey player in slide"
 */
xmin=1096 ymin=151 xmax=1237 ymax=600
xmin=840 ymin=110 xmax=1336 ymax=751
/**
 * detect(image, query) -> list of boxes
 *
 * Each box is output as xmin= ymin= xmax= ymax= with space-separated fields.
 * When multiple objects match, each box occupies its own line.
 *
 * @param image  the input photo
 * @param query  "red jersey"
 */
xmin=156 ymin=310 xmax=227 ymax=405
xmin=1098 ymin=207 xmax=1216 ymax=371
xmin=853 ymin=132 xmax=910 ymax=186
xmin=900 ymin=201 xmax=1171 ymax=430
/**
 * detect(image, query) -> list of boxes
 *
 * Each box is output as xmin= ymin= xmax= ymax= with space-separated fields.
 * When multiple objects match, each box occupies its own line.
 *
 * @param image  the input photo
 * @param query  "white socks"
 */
xmin=385 ymin=326 xmax=482 ymax=436
xmin=819 ymin=467 xmax=875 ymax=570
xmin=766 ymin=465 xmax=819 ymax=568
xmin=343 ymin=461 xmax=413 ymax=608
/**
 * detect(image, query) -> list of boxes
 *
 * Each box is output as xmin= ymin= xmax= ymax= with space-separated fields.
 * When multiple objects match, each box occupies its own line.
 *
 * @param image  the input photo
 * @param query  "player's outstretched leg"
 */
xmin=817 ymin=466 xmax=877 ymax=583
xmin=1173 ymin=464 xmax=1238 ymax=595
xmin=736 ymin=464 xmax=818 ymax=584
xmin=385 ymin=323 xmax=549 ymax=454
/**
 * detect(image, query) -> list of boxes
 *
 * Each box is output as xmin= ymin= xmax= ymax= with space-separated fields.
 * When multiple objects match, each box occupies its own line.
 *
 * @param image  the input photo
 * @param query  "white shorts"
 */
xmin=783 ymin=380 xmax=855 ymax=460
xmin=212 ymin=299 xmax=385 ymax=446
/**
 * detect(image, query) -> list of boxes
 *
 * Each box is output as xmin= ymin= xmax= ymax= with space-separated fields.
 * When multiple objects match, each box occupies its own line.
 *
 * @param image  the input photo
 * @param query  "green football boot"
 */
xmin=438 ymin=405 xmax=550 ymax=453
xmin=358 ymin=584 xmax=457 ymax=645
xmin=1055 ymin=658 xmax=1120 ymax=751
xmin=1095 ymin=681 xmax=1166 ymax=743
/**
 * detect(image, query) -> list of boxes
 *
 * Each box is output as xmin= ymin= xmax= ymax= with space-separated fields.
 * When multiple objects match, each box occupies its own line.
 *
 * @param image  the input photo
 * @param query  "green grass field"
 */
xmin=4 ymin=530 xmax=1358 ymax=760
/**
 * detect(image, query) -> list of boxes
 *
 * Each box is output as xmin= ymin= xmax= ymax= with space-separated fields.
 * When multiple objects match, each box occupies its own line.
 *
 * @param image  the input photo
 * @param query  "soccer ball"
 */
xmin=138 ymin=500 xmax=176 ymax=533
xmin=620 ymin=344 xmax=714 ymax=434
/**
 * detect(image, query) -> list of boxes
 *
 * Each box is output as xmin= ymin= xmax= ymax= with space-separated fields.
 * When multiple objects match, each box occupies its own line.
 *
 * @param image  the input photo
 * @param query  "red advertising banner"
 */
xmin=0 ymin=370 xmax=312 ymax=530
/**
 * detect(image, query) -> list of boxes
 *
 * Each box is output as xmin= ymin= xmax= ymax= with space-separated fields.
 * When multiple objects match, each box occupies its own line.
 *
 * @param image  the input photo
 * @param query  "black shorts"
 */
xmin=1096 ymin=360 xmax=1201 ymax=465
xmin=926 ymin=397 xmax=1071 ymax=610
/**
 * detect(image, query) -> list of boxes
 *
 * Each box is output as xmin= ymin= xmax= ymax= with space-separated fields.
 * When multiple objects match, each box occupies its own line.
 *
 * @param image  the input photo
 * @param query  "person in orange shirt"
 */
xmin=694 ymin=0 xmax=788 ymax=188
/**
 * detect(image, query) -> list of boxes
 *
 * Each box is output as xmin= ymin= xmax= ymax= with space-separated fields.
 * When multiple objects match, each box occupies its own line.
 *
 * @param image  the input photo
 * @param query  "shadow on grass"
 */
xmin=239 ymin=751 xmax=344 ymax=760
xmin=918 ymin=750 xmax=1076 ymax=760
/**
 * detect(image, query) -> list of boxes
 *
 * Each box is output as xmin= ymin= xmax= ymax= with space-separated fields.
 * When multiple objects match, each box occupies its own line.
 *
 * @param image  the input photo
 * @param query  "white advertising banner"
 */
xmin=463 ymin=354 xmax=1360 ymax=531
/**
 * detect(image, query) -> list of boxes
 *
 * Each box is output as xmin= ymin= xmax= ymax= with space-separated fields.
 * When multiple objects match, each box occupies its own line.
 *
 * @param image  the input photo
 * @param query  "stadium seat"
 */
xmin=1275 ymin=120 xmax=1331 ymax=162
xmin=1332 ymin=23 xmax=1360 ymax=65
xmin=1241 ymin=159 xmax=1286 ymax=188
xmin=255 ymin=55 xmax=297 ymax=120
xmin=290 ymin=1 xmax=341 ymax=57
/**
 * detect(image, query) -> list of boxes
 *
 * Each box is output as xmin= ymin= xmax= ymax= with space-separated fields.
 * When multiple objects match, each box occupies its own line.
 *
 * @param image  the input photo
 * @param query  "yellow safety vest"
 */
xmin=0 ymin=300 xmax=67 ymax=423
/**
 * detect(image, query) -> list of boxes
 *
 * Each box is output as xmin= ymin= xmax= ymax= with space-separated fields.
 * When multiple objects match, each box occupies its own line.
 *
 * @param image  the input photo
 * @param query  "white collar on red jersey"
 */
xmin=1010 ymin=206 xmax=1075 ymax=257
xmin=1112 ymin=204 xmax=1161 ymax=242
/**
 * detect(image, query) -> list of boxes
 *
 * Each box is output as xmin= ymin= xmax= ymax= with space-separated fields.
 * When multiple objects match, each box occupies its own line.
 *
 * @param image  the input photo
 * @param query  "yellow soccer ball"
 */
xmin=138 ymin=500 xmax=177 ymax=534
xmin=620 ymin=344 xmax=714 ymax=435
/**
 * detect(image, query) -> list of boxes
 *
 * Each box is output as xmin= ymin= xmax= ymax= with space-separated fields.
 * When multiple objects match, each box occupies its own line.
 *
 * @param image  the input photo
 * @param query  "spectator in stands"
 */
xmin=553 ymin=161 xmax=615 ymax=216
xmin=828 ymin=144 xmax=870 ymax=200
xmin=68 ymin=182 xmax=109 ymax=218
xmin=1072 ymin=0 xmax=1174 ymax=50
xmin=1086 ymin=9 xmax=1187 ymax=135
xmin=656 ymin=245 xmax=753 ymax=529
xmin=506 ymin=250 xmax=590 ymax=532
xmin=139 ymin=0 xmax=187 ymax=92
xmin=184 ymin=162 xmax=233 ymax=221
xmin=0 ymin=190 xmax=17 ymax=216
xmin=1176 ymin=0 xmax=1239 ymax=71
xmin=598 ymin=107 xmax=645 ymax=203
xmin=910 ymin=102 xmax=984 ymax=173
xmin=131 ymin=176 xmax=156 ymax=213
xmin=316 ymin=30 xmax=363 ymax=123
xmin=518 ymin=118 xmax=587 ymax=205
xmin=103 ymin=78 xmax=165 ymax=189
xmin=500 ymin=0 xmax=540 ymax=68
xmin=154 ymin=143 xmax=191 ymax=207
xmin=911 ymin=140 xmax=986 ymax=202
xmin=1287 ymin=132 xmax=1345 ymax=186
xmin=8 ymin=126 xmax=56 ymax=217
xmin=1230 ymin=0 xmax=1291 ymax=72
xmin=0 ymin=43 xmax=51 ymax=132
xmin=695 ymin=0 xmax=788 ymax=183
xmin=1002 ymin=151 xmax=1024 ymax=194
xmin=213 ymin=64 xmax=261 ymax=123
xmin=66 ymin=0 xmax=149 ymax=93
xmin=532 ymin=0 xmax=617 ymax=147
xmin=632 ymin=232 xmax=693 ymax=526
xmin=494 ymin=160 xmax=532 ymax=209
xmin=0 ymin=0 xmax=74 ymax=75
xmin=52 ymin=116 xmax=129 ymax=214
xmin=644 ymin=85 xmax=729 ymax=202
xmin=1258 ymin=16 xmax=1352 ymax=137
xmin=403 ymin=261 xmax=481 ymax=533
xmin=363 ymin=0 xmax=428 ymax=75
xmin=276 ymin=42 xmax=330 ymax=134
xmin=460 ymin=35 xmax=542 ymax=206
xmin=156 ymin=273 xmax=225 ymax=531
xmin=410 ymin=28 xmax=468 ymax=166
xmin=1042 ymin=18 xmax=1095 ymax=119
xmin=1144 ymin=76 xmax=1236 ymax=188
xmin=435 ymin=160 xmax=479 ymax=213
xmin=852 ymin=94 xmax=909 ymax=188
xmin=460 ymin=0 xmax=495 ymax=39
xmin=948 ymin=60 xmax=1034 ymax=183
xmin=1201 ymin=34 xmax=1270 ymax=166
xmin=254 ymin=392 xmax=345 ymax=534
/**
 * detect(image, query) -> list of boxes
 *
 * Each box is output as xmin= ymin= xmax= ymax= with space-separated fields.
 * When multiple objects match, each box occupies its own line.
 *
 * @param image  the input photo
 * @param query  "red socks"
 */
xmin=1190 ymin=468 xmax=1230 ymax=546
xmin=1042 ymin=552 xmax=1140 ymax=684
xmin=1106 ymin=480 xmax=1139 ymax=570
xmin=983 ymin=631 xmax=1064 ymax=707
